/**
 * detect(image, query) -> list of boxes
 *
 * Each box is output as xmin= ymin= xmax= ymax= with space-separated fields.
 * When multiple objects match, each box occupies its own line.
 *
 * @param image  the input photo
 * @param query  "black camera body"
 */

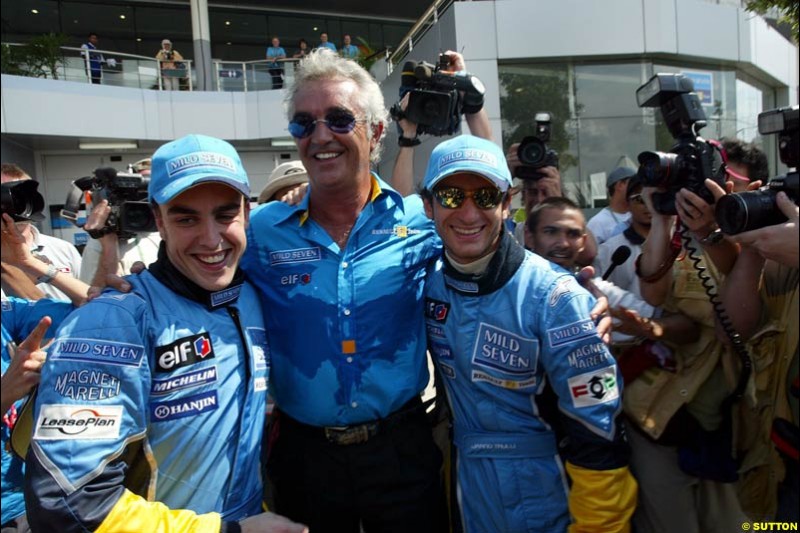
xmin=390 ymin=55 xmax=485 ymax=137
xmin=635 ymin=73 xmax=726 ymax=215
xmin=1 ymin=179 xmax=46 ymax=223
xmin=62 ymin=167 xmax=156 ymax=239
xmin=715 ymin=105 xmax=799 ymax=235
xmin=515 ymin=112 xmax=559 ymax=180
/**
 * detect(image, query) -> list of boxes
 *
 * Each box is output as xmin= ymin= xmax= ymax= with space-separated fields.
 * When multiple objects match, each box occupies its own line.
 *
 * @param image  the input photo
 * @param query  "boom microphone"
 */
xmin=602 ymin=245 xmax=632 ymax=281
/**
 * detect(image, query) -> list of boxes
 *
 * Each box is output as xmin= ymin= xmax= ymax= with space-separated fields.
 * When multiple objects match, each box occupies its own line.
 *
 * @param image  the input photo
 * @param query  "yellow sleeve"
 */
xmin=566 ymin=462 xmax=637 ymax=533
xmin=94 ymin=489 xmax=222 ymax=533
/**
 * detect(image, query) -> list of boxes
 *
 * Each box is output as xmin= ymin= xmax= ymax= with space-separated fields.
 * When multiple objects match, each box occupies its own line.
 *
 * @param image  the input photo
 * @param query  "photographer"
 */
xmin=717 ymin=106 xmax=799 ymax=522
xmin=1 ymin=164 xmax=82 ymax=301
xmin=390 ymin=50 xmax=492 ymax=197
xmin=155 ymin=39 xmax=184 ymax=91
xmin=78 ymin=158 xmax=161 ymax=284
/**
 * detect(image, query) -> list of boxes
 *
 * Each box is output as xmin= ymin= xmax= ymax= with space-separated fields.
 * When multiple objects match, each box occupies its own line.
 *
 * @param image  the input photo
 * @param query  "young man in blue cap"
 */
xmin=420 ymin=134 xmax=637 ymax=532
xmin=24 ymin=134 xmax=306 ymax=533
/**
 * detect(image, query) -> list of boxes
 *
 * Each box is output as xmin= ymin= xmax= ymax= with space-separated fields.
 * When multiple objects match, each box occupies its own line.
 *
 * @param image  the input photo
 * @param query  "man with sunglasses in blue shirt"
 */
xmin=419 ymin=134 xmax=637 ymax=532
xmin=241 ymin=48 xmax=446 ymax=532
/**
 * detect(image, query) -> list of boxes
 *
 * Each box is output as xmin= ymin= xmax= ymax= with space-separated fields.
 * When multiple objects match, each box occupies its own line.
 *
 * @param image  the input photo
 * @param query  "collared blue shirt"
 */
xmin=340 ymin=44 xmax=359 ymax=59
xmin=242 ymin=174 xmax=441 ymax=426
xmin=266 ymin=46 xmax=286 ymax=69
xmin=318 ymin=41 xmax=337 ymax=52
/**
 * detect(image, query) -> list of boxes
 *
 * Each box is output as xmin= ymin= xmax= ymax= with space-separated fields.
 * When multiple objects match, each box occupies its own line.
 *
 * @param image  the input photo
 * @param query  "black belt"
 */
xmin=278 ymin=396 xmax=424 ymax=446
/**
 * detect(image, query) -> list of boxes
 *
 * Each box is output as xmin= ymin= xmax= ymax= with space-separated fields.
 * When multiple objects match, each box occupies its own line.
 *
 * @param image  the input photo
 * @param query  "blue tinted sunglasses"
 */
xmin=288 ymin=111 xmax=365 ymax=139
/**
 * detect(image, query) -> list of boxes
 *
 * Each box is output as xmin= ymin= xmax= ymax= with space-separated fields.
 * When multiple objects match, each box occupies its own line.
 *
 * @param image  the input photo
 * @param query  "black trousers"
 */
xmin=269 ymin=68 xmax=283 ymax=89
xmin=266 ymin=403 xmax=447 ymax=533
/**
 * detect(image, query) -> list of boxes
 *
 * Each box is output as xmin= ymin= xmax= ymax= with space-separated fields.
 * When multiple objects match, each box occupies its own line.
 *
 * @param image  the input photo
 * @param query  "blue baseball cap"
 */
xmin=423 ymin=135 xmax=513 ymax=192
xmin=149 ymin=134 xmax=250 ymax=204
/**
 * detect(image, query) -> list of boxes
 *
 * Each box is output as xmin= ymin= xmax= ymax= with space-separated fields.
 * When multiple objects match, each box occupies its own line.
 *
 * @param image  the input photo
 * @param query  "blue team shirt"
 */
xmin=318 ymin=41 xmax=337 ymax=52
xmin=1 ymin=297 xmax=73 ymax=525
xmin=340 ymin=44 xmax=360 ymax=59
xmin=242 ymin=175 xmax=441 ymax=426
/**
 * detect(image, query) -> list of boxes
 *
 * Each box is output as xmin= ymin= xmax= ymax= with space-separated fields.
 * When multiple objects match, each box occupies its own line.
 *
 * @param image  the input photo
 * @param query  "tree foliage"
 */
xmin=0 ymin=33 xmax=68 ymax=79
xmin=746 ymin=0 xmax=799 ymax=42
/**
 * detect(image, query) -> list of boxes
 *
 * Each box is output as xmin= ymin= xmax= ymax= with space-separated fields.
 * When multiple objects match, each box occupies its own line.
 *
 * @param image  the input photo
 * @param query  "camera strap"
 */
xmin=60 ymin=185 xmax=86 ymax=226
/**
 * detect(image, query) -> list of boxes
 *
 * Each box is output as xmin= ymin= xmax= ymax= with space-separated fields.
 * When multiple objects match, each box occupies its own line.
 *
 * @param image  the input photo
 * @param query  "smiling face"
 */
xmin=155 ymin=182 xmax=248 ymax=291
xmin=527 ymin=206 xmax=586 ymax=269
xmin=271 ymin=37 xmax=280 ymax=47
xmin=291 ymin=78 xmax=379 ymax=194
xmin=424 ymin=173 xmax=510 ymax=265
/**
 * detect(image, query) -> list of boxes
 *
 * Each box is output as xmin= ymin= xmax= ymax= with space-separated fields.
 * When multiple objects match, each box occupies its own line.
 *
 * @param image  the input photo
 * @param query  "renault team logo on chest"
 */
xmin=155 ymin=332 xmax=216 ymax=373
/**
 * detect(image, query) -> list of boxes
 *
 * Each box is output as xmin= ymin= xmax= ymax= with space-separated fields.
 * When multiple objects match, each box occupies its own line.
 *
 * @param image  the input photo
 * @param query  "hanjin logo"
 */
xmin=34 ymin=405 xmax=122 ymax=440
xmin=155 ymin=332 xmax=215 ymax=373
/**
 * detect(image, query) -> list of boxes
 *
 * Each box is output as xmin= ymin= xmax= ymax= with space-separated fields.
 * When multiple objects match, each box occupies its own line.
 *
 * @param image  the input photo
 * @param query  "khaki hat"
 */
xmin=258 ymin=161 xmax=308 ymax=204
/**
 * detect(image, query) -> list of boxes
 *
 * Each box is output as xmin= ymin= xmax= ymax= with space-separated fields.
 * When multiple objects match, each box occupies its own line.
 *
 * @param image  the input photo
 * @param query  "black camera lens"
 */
xmin=715 ymin=189 xmax=784 ymax=235
xmin=120 ymin=201 xmax=157 ymax=233
xmin=518 ymin=137 xmax=546 ymax=167
xmin=637 ymin=151 xmax=677 ymax=188
xmin=0 ymin=180 xmax=46 ymax=222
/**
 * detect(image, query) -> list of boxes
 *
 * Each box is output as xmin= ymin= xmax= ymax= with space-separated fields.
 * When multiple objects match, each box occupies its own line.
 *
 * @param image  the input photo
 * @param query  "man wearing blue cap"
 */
xmin=420 ymin=134 xmax=637 ymax=532
xmin=24 ymin=135 xmax=306 ymax=533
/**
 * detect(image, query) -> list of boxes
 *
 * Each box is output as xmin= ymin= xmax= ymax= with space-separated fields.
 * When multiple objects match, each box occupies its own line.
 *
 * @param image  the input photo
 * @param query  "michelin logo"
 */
xmin=151 ymin=366 xmax=218 ymax=396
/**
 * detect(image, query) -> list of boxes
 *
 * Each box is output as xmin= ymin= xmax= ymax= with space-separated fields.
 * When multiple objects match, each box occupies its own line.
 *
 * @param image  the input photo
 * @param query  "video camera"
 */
xmin=1 ymin=179 xmax=46 ymax=223
xmin=635 ymin=73 xmax=726 ymax=215
xmin=62 ymin=166 xmax=156 ymax=239
xmin=715 ymin=105 xmax=799 ymax=234
xmin=515 ymin=112 xmax=559 ymax=180
xmin=389 ymin=54 xmax=485 ymax=137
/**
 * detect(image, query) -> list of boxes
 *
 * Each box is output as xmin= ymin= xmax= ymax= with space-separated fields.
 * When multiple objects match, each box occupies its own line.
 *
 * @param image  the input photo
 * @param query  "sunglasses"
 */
xmin=432 ymin=186 xmax=505 ymax=210
xmin=627 ymin=193 xmax=645 ymax=205
xmin=288 ymin=111 xmax=364 ymax=139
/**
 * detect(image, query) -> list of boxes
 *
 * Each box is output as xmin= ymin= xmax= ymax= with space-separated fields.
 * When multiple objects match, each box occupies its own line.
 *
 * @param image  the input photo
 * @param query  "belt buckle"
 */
xmin=324 ymin=424 xmax=372 ymax=446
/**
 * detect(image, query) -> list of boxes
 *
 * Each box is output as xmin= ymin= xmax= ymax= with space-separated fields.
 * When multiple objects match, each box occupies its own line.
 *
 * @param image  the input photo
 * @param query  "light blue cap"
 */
xmin=423 ymin=135 xmax=513 ymax=192
xmin=149 ymin=134 xmax=250 ymax=204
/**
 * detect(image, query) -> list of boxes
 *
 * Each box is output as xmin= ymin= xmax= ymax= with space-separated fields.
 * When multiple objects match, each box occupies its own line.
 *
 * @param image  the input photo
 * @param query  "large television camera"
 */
xmin=715 ymin=105 xmax=799 ymax=235
xmin=635 ymin=73 xmax=726 ymax=215
xmin=389 ymin=54 xmax=485 ymax=137
xmin=62 ymin=166 xmax=156 ymax=239
xmin=1 ymin=179 xmax=45 ymax=223
xmin=515 ymin=112 xmax=559 ymax=180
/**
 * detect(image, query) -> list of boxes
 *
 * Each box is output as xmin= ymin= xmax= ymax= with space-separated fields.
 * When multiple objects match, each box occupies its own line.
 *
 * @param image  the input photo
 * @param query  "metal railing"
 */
xmin=212 ymin=57 xmax=301 ymax=92
xmin=387 ymin=0 xmax=454 ymax=75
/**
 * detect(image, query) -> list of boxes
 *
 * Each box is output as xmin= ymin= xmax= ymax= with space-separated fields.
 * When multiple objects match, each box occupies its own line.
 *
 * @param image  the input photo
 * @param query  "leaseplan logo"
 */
xmin=34 ymin=404 xmax=122 ymax=440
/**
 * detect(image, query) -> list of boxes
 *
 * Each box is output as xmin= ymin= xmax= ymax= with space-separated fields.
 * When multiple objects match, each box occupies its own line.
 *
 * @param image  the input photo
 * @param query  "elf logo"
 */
xmin=156 ymin=332 xmax=215 ymax=373
xmin=424 ymin=298 xmax=450 ymax=323
xmin=568 ymin=367 xmax=619 ymax=408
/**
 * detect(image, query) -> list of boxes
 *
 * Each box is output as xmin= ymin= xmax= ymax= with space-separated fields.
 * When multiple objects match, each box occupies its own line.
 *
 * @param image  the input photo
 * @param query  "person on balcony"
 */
xmin=266 ymin=36 xmax=287 ymax=90
xmin=155 ymin=39 xmax=184 ymax=91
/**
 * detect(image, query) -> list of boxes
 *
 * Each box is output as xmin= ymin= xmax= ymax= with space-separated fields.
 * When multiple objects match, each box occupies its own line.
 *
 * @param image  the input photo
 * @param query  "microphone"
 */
xmin=602 ymin=245 xmax=632 ymax=281
xmin=399 ymin=61 xmax=418 ymax=96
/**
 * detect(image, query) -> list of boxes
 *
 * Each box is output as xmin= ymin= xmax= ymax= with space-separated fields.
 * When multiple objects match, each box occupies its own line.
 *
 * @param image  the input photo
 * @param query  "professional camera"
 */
xmin=389 ymin=55 xmax=486 ymax=136
xmin=715 ymin=105 xmax=799 ymax=234
xmin=1 ymin=179 xmax=45 ymax=223
xmin=62 ymin=167 xmax=156 ymax=238
xmin=635 ymin=73 xmax=726 ymax=215
xmin=515 ymin=112 xmax=560 ymax=180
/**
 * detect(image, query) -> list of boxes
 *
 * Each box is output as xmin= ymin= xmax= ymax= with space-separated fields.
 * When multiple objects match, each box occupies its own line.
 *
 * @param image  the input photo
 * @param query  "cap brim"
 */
xmin=258 ymin=173 xmax=308 ymax=204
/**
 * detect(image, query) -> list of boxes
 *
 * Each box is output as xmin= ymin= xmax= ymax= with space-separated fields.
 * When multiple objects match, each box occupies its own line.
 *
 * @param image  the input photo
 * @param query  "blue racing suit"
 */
xmin=2 ymin=297 xmax=73 ymax=526
xmin=425 ymin=233 xmax=636 ymax=533
xmin=24 ymin=253 xmax=269 ymax=533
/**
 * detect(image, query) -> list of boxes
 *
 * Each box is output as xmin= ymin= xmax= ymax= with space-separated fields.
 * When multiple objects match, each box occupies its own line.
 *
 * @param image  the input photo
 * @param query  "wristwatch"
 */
xmin=36 ymin=263 xmax=59 ymax=284
xmin=398 ymin=134 xmax=421 ymax=147
xmin=699 ymin=228 xmax=725 ymax=246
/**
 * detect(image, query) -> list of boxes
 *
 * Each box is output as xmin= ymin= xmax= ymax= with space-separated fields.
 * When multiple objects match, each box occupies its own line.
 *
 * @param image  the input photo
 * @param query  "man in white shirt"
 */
xmin=1 ymin=164 xmax=82 ymax=300
xmin=587 ymin=165 xmax=634 ymax=245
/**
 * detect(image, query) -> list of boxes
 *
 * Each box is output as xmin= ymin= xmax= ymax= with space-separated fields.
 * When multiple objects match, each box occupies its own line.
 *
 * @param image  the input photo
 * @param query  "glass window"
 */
xmin=2 ymin=0 xmax=61 ymax=41
xmin=574 ymin=63 xmax=645 ymax=119
xmin=269 ymin=15 xmax=325 ymax=56
xmin=61 ymin=2 xmax=135 ymax=53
